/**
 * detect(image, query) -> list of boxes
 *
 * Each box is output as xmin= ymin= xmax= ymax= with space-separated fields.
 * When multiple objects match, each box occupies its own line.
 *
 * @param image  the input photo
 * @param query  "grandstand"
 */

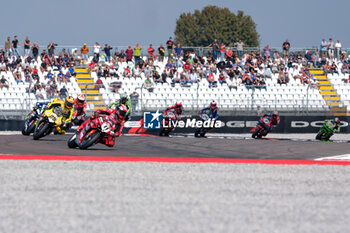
xmin=0 ymin=49 xmax=349 ymax=119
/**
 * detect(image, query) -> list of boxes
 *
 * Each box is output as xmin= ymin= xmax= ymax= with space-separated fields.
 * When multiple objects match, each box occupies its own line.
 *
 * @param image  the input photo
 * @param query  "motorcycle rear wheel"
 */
xmin=252 ymin=127 xmax=261 ymax=139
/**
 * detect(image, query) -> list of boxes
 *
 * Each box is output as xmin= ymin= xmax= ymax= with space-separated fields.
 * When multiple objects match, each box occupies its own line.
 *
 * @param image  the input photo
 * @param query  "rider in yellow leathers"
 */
xmin=46 ymin=96 xmax=75 ymax=134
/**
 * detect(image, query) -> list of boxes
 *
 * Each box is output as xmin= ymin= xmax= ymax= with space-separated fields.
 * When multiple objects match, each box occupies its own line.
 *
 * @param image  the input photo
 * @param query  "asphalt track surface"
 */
xmin=1 ymin=133 xmax=350 ymax=233
xmin=1 ymin=133 xmax=350 ymax=160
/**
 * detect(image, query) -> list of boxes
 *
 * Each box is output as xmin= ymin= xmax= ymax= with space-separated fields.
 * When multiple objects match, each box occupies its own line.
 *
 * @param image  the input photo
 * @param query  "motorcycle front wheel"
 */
xmin=79 ymin=130 xmax=101 ymax=150
xmin=33 ymin=121 xmax=49 ymax=140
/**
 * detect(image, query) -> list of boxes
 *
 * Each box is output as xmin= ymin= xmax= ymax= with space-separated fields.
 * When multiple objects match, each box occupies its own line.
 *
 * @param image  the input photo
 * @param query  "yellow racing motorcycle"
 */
xmin=33 ymin=107 xmax=66 ymax=140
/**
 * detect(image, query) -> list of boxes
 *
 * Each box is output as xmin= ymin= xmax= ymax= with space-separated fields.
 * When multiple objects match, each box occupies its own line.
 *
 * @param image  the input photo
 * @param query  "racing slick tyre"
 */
xmin=252 ymin=128 xmax=261 ymax=139
xmin=67 ymin=134 xmax=78 ymax=148
xmin=315 ymin=131 xmax=323 ymax=140
xmin=33 ymin=121 xmax=49 ymax=140
xmin=79 ymin=131 xmax=101 ymax=150
xmin=22 ymin=121 xmax=36 ymax=136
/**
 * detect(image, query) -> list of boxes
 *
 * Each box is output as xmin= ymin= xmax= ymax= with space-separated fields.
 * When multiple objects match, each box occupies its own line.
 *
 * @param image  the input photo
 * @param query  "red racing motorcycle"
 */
xmin=251 ymin=115 xmax=279 ymax=139
xmin=68 ymin=115 xmax=121 ymax=149
xmin=159 ymin=110 xmax=177 ymax=136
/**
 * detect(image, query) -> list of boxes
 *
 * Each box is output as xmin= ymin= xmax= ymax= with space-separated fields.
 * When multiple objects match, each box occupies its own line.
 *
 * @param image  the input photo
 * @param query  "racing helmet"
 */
xmin=77 ymin=94 xmax=85 ymax=104
xmin=64 ymin=96 xmax=74 ymax=109
xmin=272 ymin=110 xmax=279 ymax=120
xmin=116 ymin=104 xmax=128 ymax=120
xmin=175 ymin=102 xmax=182 ymax=109
xmin=210 ymin=100 xmax=217 ymax=109
xmin=120 ymin=93 xmax=128 ymax=105
xmin=334 ymin=117 xmax=341 ymax=124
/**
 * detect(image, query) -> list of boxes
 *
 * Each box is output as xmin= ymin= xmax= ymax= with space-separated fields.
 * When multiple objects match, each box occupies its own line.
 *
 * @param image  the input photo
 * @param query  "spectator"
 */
xmin=263 ymin=45 xmax=271 ymax=60
xmin=208 ymin=39 xmax=219 ymax=60
xmin=103 ymin=44 xmax=113 ymax=61
xmin=234 ymin=39 xmax=244 ymax=59
xmin=95 ymin=77 xmax=104 ymax=90
xmin=133 ymin=43 xmax=142 ymax=65
xmin=59 ymin=86 xmax=68 ymax=99
xmin=282 ymin=39 xmax=290 ymax=57
xmin=157 ymin=44 xmax=165 ymax=62
xmin=31 ymin=42 xmax=39 ymax=60
xmin=219 ymin=43 xmax=225 ymax=61
xmin=93 ymin=42 xmax=102 ymax=57
xmin=126 ymin=45 xmax=133 ymax=63
xmin=328 ymin=38 xmax=335 ymax=60
xmin=4 ymin=37 xmax=11 ymax=56
xmin=147 ymin=44 xmax=155 ymax=58
xmin=225 ymin=47 xmax=233 ymax=61
xmin=218 ymin=71 xmax=227 ymax=85
xmin=130 ymin=91 xmax=139 ymax=114
xmin=144 ymin=76 xmax=154 ymax=92
xmin=81 ymin=43 xmax=89 ymax=62
xmin=189 ymin=69 xmax=198 ymax=84
xmin=335 ymin=40 xmax=342 ymax=60
xmin=153 ymin=71 xmax=162 ymax=83
xmin=320 ymin=38 xmax=328 ymax=58
xmin=0 ymin=60 xmax=6 ymax=71
xmin=24 ymin=36 xmax=31 ymax=57
xmin=0 ymin=75 xmax=9 ymax=89
xmin=166 ymin=37 xmax=174 ymax=56
xmin=35 ymin=86 xmax=45 ymax=99
xmin=278 ymin=71 xmax=289 ymax=84
xmin=123 ymin=66 xmax=132 ymax=78
xmin=330 ymin=62 xmax=338 ymax=75
xmin=207 ymin=72 xmax=217 ymax=88
xmin=12 ymin=36 xmax=21 ymax=57
xmin=47 ymin=41 xmax=56 ymax=57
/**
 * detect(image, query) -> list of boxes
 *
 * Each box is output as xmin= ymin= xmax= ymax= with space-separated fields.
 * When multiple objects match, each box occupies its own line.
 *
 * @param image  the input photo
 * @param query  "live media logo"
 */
xmin=143 ymin=111 xmax=161 ymax=129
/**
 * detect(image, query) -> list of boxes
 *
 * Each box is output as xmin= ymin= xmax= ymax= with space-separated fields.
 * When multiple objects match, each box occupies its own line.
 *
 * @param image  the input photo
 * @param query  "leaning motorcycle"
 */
xmin=33 ymin=107 xmax=65 ymax=140
xmin=315 ymin=122 xmax=335 ymax=140
xmin=159 ymin=110 xmax=177 ymax=136
xmin=194 ymin=109 xmax=215 ymax=137
xmin=68 ymin=115 xmax=122 ymax=149
xmin=22 ymin=103 xmax=48 ymax=136
xmin=251 ymin=117 xmax=271 ymax=139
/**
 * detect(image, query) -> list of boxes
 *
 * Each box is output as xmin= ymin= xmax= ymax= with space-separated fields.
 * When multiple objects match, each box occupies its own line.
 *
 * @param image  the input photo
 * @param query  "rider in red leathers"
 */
xmin=165 ymin=102 xmax=184 ymax=120
xmin=79 ymin=104 xmax=127 ymax=147
xmin=72 ymin=94 xmax=87 ymax=126
xmin=258 ymin=110 xmax=280 ymax=131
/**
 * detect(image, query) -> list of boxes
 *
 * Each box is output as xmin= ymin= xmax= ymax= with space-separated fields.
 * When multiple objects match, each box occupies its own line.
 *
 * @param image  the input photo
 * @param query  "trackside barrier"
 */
xmin=2 ymin=116 xmax=350 ymax=134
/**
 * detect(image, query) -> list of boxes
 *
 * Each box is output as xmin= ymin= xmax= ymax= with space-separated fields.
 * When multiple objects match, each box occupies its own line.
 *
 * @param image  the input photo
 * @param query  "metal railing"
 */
xmin=1 ymin=45 xmax=350 ymax=59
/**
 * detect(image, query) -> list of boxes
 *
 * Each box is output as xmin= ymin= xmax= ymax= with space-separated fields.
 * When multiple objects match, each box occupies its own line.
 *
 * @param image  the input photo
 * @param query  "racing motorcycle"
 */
xmin=315 ymin=122 xmax=336 ymax=140
xmin=68 ymin=115 xmax=122 ymax=149
xmin=159 ymin=110 xmax=177 ymax=136
xmin=33 ymin=107 xmax=65 ymax=140
xmin=22 ymin=103 xmax=48 ymax=136
xmin=194 ymin=109 xmax=215 ymax=137
xmin=251 ymin=116 xmax=273 ymax=139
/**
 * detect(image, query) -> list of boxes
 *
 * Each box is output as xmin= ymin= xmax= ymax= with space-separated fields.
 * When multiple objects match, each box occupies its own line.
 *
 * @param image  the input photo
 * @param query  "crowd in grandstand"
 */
xmin=0 ymin=35 xmax=349 ymax=99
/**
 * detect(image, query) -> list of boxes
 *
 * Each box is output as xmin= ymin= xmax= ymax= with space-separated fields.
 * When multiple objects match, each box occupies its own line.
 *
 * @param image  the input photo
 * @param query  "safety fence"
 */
xmin=2 ymin=116 xmax=350 ymax=134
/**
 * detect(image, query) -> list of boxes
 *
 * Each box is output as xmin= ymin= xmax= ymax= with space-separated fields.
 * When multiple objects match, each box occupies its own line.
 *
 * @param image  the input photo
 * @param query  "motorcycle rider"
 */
xmin=89 ymin=104 xmax=128 ymax=147
xmin=108 ymin=93 xmax=132 ymax=121
xmin=46 ymin=96 xmax=75 ymax=134
xmin=165 ymin=102 xmax=184 ymax=120
xmin=317 ymin=117 xmax=341 ymax=140
xmin=258 ymin=110 xmax=280 ymax=131
xmin=72 ymin=94 xmax=87 ymax=125
xmin=199 ymin=100 xmax=219 ymax=121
